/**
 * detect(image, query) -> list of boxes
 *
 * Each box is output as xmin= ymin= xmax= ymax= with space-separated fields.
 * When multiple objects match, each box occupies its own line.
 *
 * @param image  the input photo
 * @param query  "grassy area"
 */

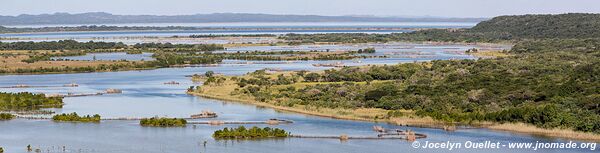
xmin=0 ymin=55 xmax=131 ymax=72
xmin=190 ymin=72 xmax=600 ymax=141
xmin=190 ymin=74 xmax=444 ymax=126
xmin=468 ymin=50 xmax=512 ymax=58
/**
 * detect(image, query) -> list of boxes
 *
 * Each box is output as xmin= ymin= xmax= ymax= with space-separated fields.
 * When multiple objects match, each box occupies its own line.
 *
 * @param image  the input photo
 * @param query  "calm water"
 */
xmin=0 ymin=22 xmax=477 ymax=41
xmin=53 ymin=42 xmax=495 ymax=61
xmin=52 ymin=52 xmax=155 ymax=61
xmin=0 ymin=43 xmax=592 ymax=153
xmin=0 ymin=29 xmax=412 ymax=39
xmin=5 ymin=22 xmax=477 ymax=29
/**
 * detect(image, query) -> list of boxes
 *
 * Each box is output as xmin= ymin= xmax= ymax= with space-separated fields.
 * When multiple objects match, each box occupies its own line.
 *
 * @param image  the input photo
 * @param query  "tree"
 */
xmin=303 ymin=73 xmax=321 ymax=82
xmin=205 ymin=71 xmax=215 ymax=77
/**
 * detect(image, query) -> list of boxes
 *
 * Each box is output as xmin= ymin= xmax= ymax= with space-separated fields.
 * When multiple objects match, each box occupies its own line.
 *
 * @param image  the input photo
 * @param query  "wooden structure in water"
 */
xmin=163 ymin=81 xmax=180 ymax=85
xmin=190 ymin=110 xmax=218 ymax=119
xmin=289 ymin=134 xmax=425 ymax=140
xmin=1 ymin=83 xmax=80 ymax=89
xmin=312 ymin=62 xmax=344 ymax=67
xmin=63 ymin=83 xmax=79 ymax=87
xmin=105 ymin=88 xmax=122 ymax=94
xmin=187 ymin=119 xmax=293 ymax=125
xmin=46 ymin=93 xmax=104 ymax=98
xmin=290 ymin=132 xmax=426 ymax=140
xmin=290 ymin=126 xmax=427 ymax=141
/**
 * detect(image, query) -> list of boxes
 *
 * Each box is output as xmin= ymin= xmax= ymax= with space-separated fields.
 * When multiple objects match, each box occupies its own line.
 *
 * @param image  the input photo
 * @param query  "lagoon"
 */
xmin=0 ymin=43 xmax=590 ymax=153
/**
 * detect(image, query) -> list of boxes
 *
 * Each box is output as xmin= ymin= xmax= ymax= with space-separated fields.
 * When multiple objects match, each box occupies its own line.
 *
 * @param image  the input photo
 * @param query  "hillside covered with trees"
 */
xmin=283 ymin=13 xmax=600 ymax=43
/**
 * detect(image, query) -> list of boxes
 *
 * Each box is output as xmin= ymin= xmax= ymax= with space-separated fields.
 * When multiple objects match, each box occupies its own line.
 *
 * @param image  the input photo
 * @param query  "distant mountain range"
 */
xmin=0 ymin=12 xmax=487 ymax=25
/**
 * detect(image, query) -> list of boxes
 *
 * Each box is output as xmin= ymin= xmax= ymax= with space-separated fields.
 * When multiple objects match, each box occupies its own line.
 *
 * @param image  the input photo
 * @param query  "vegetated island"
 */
xmin=52 ymin=112 xmax=101 ymax=123
xmin=213 ymin=126 xmax=290 ymax=139
xmin=0 ymin=113 xmax=14 ymax=120
xmin=190 ymin=13 xmax=600 ymax=141
xmin=0 ymin=92 xmax=64 ymax=111
xmin=140 ymin=117 xmax=187 ymax=127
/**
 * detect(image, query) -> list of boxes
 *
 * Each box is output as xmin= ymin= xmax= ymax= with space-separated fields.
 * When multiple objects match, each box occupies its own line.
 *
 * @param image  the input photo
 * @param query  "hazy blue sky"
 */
xmin=2 ymin=0 xmax=599 ymax=17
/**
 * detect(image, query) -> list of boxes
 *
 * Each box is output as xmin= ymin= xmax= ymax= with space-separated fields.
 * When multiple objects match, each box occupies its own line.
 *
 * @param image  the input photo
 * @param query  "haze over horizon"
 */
xmin=2 ymin=0 xmax=600 ymax=18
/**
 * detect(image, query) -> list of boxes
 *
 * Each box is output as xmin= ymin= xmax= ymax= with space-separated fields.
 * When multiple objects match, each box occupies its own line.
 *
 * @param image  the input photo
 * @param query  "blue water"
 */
xmin=5 ymin=22 xmax=477 ymax=29
xmin=53 ymin=42 xmax=487 ymax=62
xmin=0 ymin=22 xmax=477 ymax=40
xmin=52 ymin=52 xmax=155 ymax=61
xmin=0 ymin=29 xmax=412 ymax=39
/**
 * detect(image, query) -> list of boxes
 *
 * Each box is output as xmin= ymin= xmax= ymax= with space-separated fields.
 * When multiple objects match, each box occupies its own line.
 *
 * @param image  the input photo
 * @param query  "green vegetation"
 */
xmin=125 ymin=50 xmax=143 ymax=54
xmin=151 ymin=49 xmax=380 ymax=66
xmin=220 ymin=38 xmax=600 ymax=133
xmin=52 ymin=112 xmax=101 ymax=123
xmin=0 ymin=92 xmax=63 ymax=110
xmin=0 ymin=113 xmax=15 ymax=120
xmin=469 ymin=13 xmax=600 ymax=39
xmin=140 ymin=117 xmax=187 ymax=127
xmin=213 ymin=126 xmax=289 ymax=139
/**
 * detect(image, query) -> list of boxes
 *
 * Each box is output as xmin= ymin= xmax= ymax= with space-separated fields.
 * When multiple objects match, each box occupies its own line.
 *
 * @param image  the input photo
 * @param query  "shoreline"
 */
xmin=188 ymin=90 xmax=600 ymax=142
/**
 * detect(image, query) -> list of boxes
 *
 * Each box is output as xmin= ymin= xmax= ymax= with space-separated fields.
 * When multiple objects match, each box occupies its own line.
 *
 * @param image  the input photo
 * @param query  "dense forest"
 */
xmin=221 ymin=38 xmax=600 ymax=133
xmin=0 ymin=92 xmax=63 ymax=110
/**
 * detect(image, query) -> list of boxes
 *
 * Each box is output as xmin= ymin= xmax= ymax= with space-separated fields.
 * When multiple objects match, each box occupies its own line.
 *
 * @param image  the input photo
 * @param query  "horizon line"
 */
xmin=0 ymin=11 xmax=494 ymax=19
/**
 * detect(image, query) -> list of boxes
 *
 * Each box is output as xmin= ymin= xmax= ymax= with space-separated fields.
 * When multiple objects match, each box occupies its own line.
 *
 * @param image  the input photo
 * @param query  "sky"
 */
xmin=1 ymin=0 xmax=600 ymax=18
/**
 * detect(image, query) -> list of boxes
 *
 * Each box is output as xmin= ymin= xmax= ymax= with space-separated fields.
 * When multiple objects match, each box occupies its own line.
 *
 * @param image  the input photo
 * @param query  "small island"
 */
xmin=140 ymin=117 xmax=187 ymax=127
xmin=52 ymin=112 xmax=101 ymax=123
xmin=213 ymin=126 xmax=289 ymax=139
xmin=125 ymin=50 xmax=144 ymax=54
xmin=0 ymin=113 xmax=14 ymax=120
xmin=0 ymin=92 xmax=64 ymax=110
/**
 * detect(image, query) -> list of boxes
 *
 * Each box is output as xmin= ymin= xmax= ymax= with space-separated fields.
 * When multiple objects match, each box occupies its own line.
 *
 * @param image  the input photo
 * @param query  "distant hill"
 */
xmin=467 ymin=13 xmax=600 ymax=39
xmin=399 ymin=13 xmax=600 ymax=42
xmin=281 ymin=13 xmax=600 ymax=43
xmin=0 ymin=12 xmax=486 ymax=25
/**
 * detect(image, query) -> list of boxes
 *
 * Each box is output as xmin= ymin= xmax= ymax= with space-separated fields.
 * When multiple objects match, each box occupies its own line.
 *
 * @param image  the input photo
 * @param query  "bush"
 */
xmin=140 ymin=117 xmax=187 ymax=127
xmin=52 ymin=112 xmax=101 ymax=123
xmin=0 ymin=113 xmax=14 ymax=120
xmin=213 ymin=126 xmax=289 ymax=139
